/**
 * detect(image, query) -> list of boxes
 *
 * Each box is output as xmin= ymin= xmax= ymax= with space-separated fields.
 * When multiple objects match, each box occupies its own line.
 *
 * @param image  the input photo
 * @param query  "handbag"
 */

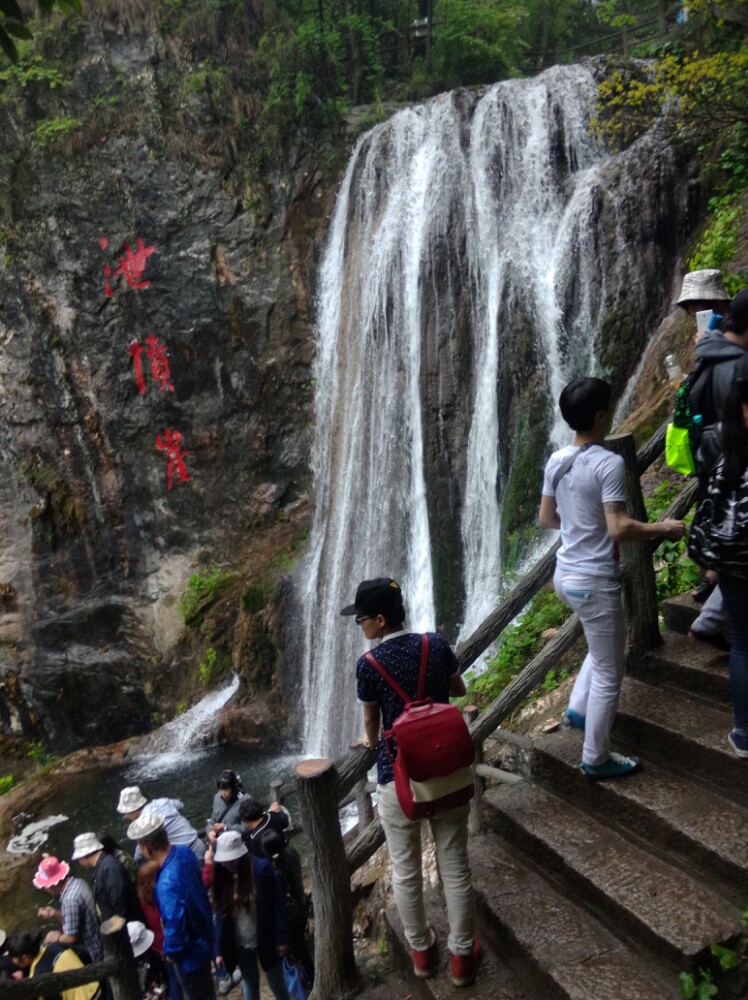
xmin=282 ymin=956 xmax=310 ymax=1000
xmin=364 ymin=634 xmax=474 ymax=820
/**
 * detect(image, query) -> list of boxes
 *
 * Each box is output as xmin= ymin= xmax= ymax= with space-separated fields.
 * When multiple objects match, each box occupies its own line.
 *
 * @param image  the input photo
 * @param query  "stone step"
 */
xmin=482 ymin=782 xmax=740 ymax=970
xmin=385 ymin=837 xmax=681 ymax=1000
xmin=613 ymin=676 xmax=747 ymax=805
xmin=385 ymin=888 xmax=530 ymax=999
xmin=630 ymin=631 xmax=729 ymax=706
xmin=531 ymin=727 xmax=748 ymax=899
xmin=661 ymin=590 xmax=703 ymax=635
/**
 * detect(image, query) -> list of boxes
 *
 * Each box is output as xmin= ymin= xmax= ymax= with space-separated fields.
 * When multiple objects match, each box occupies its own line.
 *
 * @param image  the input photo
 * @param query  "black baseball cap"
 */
xmin=340 ymin=578 xmax=405 ymax=619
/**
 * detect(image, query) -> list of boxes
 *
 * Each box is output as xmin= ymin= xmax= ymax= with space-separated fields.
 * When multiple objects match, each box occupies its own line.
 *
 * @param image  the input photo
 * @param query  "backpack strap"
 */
xmin=364 ymin=634 xmax=430 ymax=705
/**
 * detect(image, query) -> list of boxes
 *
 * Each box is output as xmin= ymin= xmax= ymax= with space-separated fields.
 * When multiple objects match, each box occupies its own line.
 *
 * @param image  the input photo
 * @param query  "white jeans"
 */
xmin=554 ymin=569 xmax=626 ymax=766
xmin=377 ymin=781 xmax=475 ymax=956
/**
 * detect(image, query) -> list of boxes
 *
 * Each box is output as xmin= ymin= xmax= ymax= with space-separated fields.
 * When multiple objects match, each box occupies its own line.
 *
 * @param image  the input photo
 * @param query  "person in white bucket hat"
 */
xmin=117 ymin=785 xmax=205 ymax=866
xmin=205 ymin=831 xmax=290 ymax=1000
xmin=72 ymin=831 xmax=140 ymax=924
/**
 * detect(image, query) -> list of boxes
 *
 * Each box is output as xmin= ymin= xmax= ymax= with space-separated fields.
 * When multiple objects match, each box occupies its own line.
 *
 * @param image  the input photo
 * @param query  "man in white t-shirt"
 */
xmin=540 ymin=377 xmax=685 ymax=779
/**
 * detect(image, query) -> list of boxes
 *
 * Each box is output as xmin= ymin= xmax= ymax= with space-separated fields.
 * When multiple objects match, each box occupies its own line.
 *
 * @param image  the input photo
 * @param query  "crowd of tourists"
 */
xmin=0 ymin=770 xmax=312 ymax=1000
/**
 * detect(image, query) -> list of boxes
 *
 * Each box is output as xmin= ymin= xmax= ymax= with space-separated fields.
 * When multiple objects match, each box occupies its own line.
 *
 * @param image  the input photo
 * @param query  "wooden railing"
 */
xmin=4 ymin=916 xmax=140 ymax=999
xmin=295 ymin=419 xmax=701 ymax=1000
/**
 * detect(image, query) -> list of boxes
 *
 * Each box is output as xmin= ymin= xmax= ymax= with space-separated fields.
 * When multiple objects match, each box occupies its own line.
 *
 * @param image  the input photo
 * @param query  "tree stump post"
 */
xmin=101 ymin=916 xmax=140 ymax=1000
xmin=295 ymin=758 xmax=359 ymax=1000
xmin=606 ymin=433 xmax=662 ymax=664
xmin=270 ymin=777 xmax=284 ymax=805
xmin=354 ymin=777 xmax=374 ymax=830
xmin=463 ymin=706 xmax=483 ymax=835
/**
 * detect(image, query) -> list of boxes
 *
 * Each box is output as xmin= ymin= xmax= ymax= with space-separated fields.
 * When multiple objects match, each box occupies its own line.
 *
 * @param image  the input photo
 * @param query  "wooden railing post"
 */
xmin=354 ymin=778 xmax=374 ymax=829
xmin=606 ymin=433 xmax=662 ymax=661
xmin=101 ymin=916 xmax=140 ymax=1000
xmin=295 ymin=758 xmax=359 ymax=1000
xmin=270 ymin=777 xmax=284 ymax=805
xmin=463 ymin=706 xmax=483 ymax=835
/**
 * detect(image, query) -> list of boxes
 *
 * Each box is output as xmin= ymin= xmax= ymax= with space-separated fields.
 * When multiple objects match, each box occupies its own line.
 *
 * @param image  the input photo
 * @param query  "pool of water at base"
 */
xmin=3 ymin=743 xmax=304 ymax=933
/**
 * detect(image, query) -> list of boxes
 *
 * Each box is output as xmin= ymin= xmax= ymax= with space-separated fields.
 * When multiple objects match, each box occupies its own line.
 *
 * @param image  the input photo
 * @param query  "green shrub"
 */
xmin=30 ymin=115 xmax=82 ymax=149
xmin=241 ymin=585 xmax=266 ymax=614
xmin=198 ymin=646 xmax=229 ymax=688
xmin=0 ymin=774 xmax=14 ymax=795
xmin=645 ymin=482 xmax=701 ymax=605
xmin=464 ymin=588 xmax=570 ymax=709
xmin=179 ymin=567 xmax=235 ymax=624
xmin=27 ymin=741 xmax=56 ymax=767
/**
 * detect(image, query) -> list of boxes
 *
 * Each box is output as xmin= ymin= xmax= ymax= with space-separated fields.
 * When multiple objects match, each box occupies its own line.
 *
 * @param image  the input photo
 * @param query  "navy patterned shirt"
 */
xmin=356 ymin=630 xmax=459 ymax=785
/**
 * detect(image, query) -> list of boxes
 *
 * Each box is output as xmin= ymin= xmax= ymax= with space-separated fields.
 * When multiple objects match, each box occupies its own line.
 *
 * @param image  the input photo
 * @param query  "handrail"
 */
xmin=295 ymin=417 xmax=701 ymax=1000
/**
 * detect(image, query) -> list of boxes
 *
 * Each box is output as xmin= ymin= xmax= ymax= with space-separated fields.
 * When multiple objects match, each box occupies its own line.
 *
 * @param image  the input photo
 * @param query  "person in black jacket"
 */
xmin=72 ymin=832 xmax=141 ymax=923
xmin=206 ymin=831 xmax=289 ymax=1000
xmin=238 ymin=797 xmax=289 ymax=858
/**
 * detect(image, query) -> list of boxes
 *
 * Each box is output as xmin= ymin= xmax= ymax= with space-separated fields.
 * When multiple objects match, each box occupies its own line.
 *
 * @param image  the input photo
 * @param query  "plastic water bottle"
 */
xmin=664 ymin=353 xmax=682 ymax=387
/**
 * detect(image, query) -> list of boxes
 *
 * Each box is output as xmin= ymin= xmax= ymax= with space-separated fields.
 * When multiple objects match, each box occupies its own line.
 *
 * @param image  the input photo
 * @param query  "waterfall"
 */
xmin=127 ymin=673 xmax=239 ymax=779
xmin=300 ymin=64 xmax=686 ymax=757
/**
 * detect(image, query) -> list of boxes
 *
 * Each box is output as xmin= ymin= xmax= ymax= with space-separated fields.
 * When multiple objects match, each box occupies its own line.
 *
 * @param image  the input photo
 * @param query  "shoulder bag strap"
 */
xmin=551 ymin=442 xmax=595 ymax=492
xmin=416 ymin=633 xmax=429 ymax=701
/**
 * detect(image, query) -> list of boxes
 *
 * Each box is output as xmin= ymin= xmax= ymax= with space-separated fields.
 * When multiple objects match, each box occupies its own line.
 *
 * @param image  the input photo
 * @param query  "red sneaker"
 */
xmin=411 ymin=932 xmax=437 ymax=979
xmin=449 ymin=936 xmax=481 ymax=987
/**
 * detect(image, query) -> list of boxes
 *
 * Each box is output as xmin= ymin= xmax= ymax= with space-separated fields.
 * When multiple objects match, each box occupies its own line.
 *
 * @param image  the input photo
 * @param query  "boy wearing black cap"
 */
xmin=341 ymin=578 xmax=480 ymax=987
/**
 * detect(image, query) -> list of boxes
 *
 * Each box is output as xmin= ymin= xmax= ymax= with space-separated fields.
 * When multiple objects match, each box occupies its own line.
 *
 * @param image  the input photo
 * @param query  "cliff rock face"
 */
xmin=0 ymin=12 xmax=334 ymax=750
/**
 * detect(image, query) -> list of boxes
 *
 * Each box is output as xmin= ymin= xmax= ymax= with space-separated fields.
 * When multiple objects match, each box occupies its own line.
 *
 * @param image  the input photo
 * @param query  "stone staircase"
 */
xmin=384 ymin=592 xmax=746 ymax=999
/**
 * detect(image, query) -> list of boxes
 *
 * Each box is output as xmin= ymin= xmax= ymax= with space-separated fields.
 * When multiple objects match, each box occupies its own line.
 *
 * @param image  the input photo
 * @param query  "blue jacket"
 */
xmin=214 ymin=855 xmax=288 ymax=972
xmin=155 ymin=845 xmax=214 ymax=971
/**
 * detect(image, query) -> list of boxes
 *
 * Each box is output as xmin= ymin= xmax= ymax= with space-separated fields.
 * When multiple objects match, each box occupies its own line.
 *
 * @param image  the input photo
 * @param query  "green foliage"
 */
xmin=198 ymin=646 xmax=229 ymax=687
xmin=0 ymin=0 xmax=80 ymax=63
xmin=30 ymin=115 xmax=81 ymax=149
xmin=680 ymin=969 xmax=718 ymax=999
xmin=645 ymin=482 xmax=701 ymax=604
xmin=179 ymin=567 xmax=235 ymax=624
xmin=175 ymin=700 xmax=187 ymax=715
xmin=0 ymin=774 xmax=14 ymax=795
xmin=429 ymin=0 xmax=527 ymax=87
xmin=0 ymin=52 xmax=68 ymax=93
xmin=464 ymin=587 xmax=570 ymax=709
xmin=27 ymin=741 xmax=56 ymax=767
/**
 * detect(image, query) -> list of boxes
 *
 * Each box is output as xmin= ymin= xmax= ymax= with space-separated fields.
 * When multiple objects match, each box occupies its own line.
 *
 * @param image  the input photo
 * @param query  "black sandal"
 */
xmin=692 ymin=579 xmax=716 ymax=604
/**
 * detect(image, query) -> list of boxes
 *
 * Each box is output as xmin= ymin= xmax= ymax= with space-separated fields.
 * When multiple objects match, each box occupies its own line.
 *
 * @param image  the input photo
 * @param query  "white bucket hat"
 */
xmin=72 ymin=832 xmax=104 ymax=861
xmin=127 ymin=920 xmax=155 ymax=958
xmin=214 ymin=830 xmax=248 ymax=863
xmin=676 ymin=269 xmax=730 ymax=306
xmin=117 ymin=786 xmax=148 ymax=814
xmin=127 ymin=812 xmax=165 ymax=842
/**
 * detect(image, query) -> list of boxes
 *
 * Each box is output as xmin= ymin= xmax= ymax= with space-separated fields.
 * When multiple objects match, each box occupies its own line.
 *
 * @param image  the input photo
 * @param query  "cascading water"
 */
xmin=301 ymin=64 xmax=687 ymax=757
xmin=127 ymin=672 xmax=239 ymax=779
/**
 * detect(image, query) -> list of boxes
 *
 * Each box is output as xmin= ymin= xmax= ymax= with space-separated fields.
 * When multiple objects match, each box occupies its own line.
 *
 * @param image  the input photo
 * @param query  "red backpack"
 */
xmin=364 ymin=634 xmax=475 ymax=820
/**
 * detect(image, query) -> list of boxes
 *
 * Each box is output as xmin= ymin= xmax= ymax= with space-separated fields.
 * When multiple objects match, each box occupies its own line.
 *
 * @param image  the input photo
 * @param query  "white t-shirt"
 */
xmin=542 ymin=444 xmax=626 ymax=577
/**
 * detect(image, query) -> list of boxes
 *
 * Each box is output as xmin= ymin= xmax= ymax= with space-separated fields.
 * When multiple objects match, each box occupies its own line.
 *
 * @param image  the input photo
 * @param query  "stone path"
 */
xmin=383 ymin=591 xmax=743 ymax=999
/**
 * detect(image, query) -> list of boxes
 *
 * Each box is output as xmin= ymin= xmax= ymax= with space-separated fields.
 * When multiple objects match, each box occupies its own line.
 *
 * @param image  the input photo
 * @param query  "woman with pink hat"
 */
xmin=33 ymin=855 xmax=102 ymax=963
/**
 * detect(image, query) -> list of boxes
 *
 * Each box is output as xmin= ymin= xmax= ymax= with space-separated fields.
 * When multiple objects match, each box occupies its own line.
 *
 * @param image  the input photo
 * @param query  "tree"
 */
xmin=0 ymin=0 xmax=80 ymax=63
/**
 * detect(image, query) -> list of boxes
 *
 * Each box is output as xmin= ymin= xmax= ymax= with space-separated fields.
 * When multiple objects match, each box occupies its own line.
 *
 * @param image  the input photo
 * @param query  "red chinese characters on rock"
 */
xmin=155 ymin=428 xmax=192 ymax=492
xmin=128 ymin=335 xmax=175 ymax=395
xmin=100 ymin=236 xmax=156 ymax=297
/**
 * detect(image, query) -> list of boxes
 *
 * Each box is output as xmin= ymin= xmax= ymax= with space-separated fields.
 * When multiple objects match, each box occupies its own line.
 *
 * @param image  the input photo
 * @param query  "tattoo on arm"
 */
xmin=603 ymin=501 xmax=627 ymax=514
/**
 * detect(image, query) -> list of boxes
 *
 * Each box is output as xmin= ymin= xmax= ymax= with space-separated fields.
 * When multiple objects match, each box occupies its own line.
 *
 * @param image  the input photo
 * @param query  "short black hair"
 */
xmin=238 ymin=796 xmax=264 ymax=822
xmin=559 ymin=377 xmax=612 ymax=432
xmin=6 ymin=931 xmax=41 ymax=960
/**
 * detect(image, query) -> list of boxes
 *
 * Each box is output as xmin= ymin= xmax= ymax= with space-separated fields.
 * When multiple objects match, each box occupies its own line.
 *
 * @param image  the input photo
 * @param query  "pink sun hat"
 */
xmin=33 ymin=855 xmax=70 ymax=889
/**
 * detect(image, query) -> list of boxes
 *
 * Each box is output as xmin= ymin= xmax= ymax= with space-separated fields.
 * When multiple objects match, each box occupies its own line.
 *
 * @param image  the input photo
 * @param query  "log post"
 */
xmin=606 ymin=433 xmax=662 ymax=662
xmin=101 ymin=916 xmax=140 ymax=1000
xmin=295 ymin=758 xmax=359 ymax=1000
xmin=354 ymin=777 xmax=374 ymax=829
xmin=463 ymin=706 xmax=483 ymax=835
xmin=270 ymin=777 xmax=284 ymax=805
